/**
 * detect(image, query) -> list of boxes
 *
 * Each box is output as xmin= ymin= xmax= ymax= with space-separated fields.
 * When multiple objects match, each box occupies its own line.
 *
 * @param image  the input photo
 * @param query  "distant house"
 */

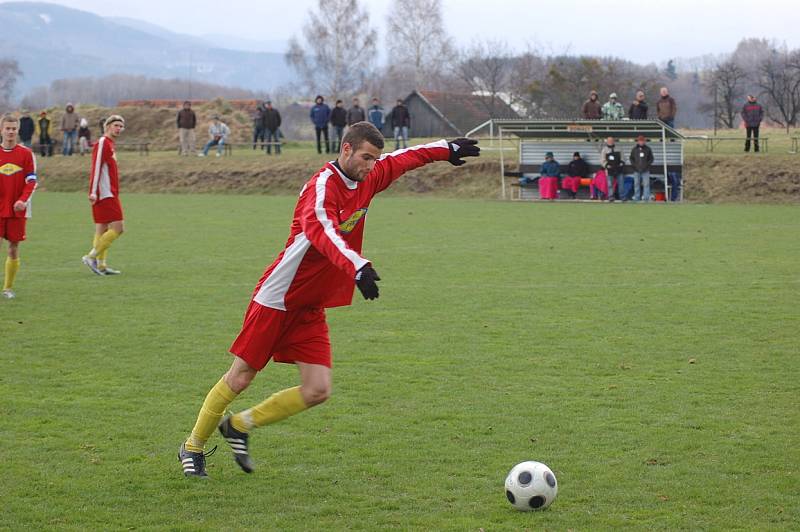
xmin=398 ymin=90 xmax=519 ymax=138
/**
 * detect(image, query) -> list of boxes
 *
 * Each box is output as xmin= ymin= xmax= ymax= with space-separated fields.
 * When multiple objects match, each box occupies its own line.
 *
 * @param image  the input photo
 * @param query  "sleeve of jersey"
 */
xmin=368 ymin=139 xmax=450 ymax=194
xmin=300 ymin=176 xmax=370 ymax=278
xmin=88 ymin=140 xmax=103 ymax=196
xmin=18 ymin=151 xmax=38 ymax=202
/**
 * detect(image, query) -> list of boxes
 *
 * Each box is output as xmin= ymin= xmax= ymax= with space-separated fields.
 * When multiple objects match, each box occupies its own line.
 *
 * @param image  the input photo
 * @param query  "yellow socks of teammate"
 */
xmin=3 ymin=258 xmax=20 ymax=290
xmin=92 ymin=234 xmax=109 ymax=269
xmin=185 ymin=378 xmax=239 ymax=453
xmin=230 ymin=386 xmax=308 ymax=433
xmin=89 ymin=229 xmax=120 ymax=260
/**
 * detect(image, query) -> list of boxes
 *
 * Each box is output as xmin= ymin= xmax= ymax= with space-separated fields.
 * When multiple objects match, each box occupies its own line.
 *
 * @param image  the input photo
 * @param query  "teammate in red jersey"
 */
xmin=179 ymin=122 xmax=479 ymax=477
xmin=0 ymin=114 xmax=38 ymax=299
xmin=82 ymin=115 xmax=125 ymax=276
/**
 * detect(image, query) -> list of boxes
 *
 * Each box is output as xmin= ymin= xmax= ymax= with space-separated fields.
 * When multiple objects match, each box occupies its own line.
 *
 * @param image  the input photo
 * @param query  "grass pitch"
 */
xmin=1 ymin=193 xmax=798 ymax=530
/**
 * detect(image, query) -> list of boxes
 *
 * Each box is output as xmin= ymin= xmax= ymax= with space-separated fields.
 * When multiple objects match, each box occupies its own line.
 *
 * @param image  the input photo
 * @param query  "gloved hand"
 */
xmin=355 ymin=264 xmax=381 ymax=300
xmin=447 ymin=138 xmax=480 ymax=166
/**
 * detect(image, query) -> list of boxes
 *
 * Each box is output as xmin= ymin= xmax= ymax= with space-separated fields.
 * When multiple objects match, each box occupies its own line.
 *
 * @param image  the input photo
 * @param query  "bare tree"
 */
xmin=0 ymin=58 xmax=22 ymax=112
xmin=286 ymin=0 xmax=378 ymax=97
xmin=755 ymin=46 xmax=800 ymax=132
xmin=702 ymin=60 xmax=747 ymax=128
xmin=455 ymin=40 xmax=513 ymax=114
xmin=385 ymin=0 xmax=453 ymax=87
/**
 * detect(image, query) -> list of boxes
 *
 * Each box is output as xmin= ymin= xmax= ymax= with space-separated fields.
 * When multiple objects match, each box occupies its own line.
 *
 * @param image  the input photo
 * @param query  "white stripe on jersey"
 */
xmin=90 ymin=137 xmax=105 ymax=196
xmin=314 ymin=170 xmax=369 ymax=272
xmin=378 ymin=139 xmax=449 ymax=161
xmin=253 ymin=233 xmax=312 ymax=310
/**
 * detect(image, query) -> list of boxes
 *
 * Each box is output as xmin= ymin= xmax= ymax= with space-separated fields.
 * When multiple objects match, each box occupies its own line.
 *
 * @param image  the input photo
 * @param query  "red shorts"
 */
xmin=92 ymin=197 xmax=124 ymax=224
xmin=230 ymin=301 xmax=332 ymax=370
xmin=0 ymin=217 xmax=26 ymax=242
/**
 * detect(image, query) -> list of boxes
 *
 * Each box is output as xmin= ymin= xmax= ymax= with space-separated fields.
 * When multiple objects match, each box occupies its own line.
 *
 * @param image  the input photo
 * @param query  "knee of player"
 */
xmin=303 ymin=384 xmax=331 ymax=406
xmin=225 ymin=370 xmax=256 ymax=394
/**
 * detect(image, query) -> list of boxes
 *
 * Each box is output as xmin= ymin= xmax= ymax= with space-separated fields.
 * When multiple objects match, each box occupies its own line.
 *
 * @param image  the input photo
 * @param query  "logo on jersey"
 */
xmin=0 ymin=163 xmax=23 ymax=176
xmin=339 ymin=208 xmax=367 ymax=234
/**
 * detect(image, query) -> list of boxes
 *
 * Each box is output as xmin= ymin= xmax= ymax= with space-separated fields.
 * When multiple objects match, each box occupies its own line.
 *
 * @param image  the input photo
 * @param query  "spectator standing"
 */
xmin=263 ymin=101 xmax=282 ymax=155
xmin=35 ymin=111 xmax=53 ymax=157
xmin=310 ymin=95 xmax=331 ymax=154
xmin=629 ymin=135 xmax=654 ymax=202
xmin=656 ymin=87 xmax=677 ymax=128
xmin=741 ymin=94 xmax=764 ymax=153
xmin=628 ymin=90 xmax=648 ymax=119
xmin=600 ymin=137 xmax=624 ymax=201
xmin=601 ymin=93 xmax=625 ymax=121
xmin=78 ymin=118 xmax=91 ymax=155
xmin=562 ymin=151 xmax=589 ymax=199
xmin=252 ymin=102 xmax=266 ymax=150
xmin=176 ymin=101 xmax=197 ymax=156
xmin=18 ymin=110 xmax=34 ymax=147
xmin=582 ymin=90 xmax=602 ymax=119
xmin=329 ymin=100 xmax=347 ymax=153
xmin=347 ymin=97 xmax=366 ymax=126
xmin=368 ymin=98 xmax=385 ymax=132
xmin=98 ymin=117 xmax=105 ymax=136
xmin=60 ymin=102 xmax=79 ymax=156
xmin=389 ymin=98 xmax=410 ymax=150
xmin=538 ymin=152 xmax=560 ymax=200
xmin=199 ymin=115 xmax=230 ymax=157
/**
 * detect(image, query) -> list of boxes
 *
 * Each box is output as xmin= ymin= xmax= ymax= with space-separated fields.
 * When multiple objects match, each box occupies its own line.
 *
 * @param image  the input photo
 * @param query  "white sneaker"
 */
xmin=197 ymin=153 xmax=206 ymax=157
xmin=2 ymin=289 xmax=15 ymax=299
xmin=215 ymin=153 xmax=221 ymax=158
xmin=100 ymin=266 xmax=121 ymax=275
xmin=82 ymin=255 xmax=104 ymax=275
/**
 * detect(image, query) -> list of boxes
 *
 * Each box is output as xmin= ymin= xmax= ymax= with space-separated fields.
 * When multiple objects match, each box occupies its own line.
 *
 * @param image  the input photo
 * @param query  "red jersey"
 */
xmin=252 ymin=140 xmax=450 ymax=311
xmin=0 ymin=144 xmax=38 ymax=219
xmin=89 ymin=136 xmax=119 ymax=199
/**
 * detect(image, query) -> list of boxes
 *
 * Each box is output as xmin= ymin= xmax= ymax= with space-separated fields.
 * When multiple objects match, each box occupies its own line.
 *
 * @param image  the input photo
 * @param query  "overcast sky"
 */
xmin=36 ymin=0 xmax=800 ymax=64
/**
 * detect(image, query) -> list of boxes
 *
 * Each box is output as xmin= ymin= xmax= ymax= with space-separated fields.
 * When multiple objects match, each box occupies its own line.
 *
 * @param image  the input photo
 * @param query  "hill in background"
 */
xmin=1 ymin=1 xmax=294 ymax=97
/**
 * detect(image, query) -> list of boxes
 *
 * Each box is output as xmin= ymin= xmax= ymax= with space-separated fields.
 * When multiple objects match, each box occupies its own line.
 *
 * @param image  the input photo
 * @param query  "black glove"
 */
xmin=447 ymin=138 xmax=480 ymax=166
xmin=355 ymin=264 xmax=381 ymax=300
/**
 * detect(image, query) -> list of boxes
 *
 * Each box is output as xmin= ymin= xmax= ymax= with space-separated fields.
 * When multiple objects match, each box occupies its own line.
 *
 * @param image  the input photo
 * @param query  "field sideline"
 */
xmin=1 ymin=192 xmax=798 ymax=530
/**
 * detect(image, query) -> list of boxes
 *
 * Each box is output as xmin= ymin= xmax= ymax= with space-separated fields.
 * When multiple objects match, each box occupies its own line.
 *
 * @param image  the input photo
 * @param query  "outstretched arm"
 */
xmin=368 ymin=138 xmax=480 ymax=194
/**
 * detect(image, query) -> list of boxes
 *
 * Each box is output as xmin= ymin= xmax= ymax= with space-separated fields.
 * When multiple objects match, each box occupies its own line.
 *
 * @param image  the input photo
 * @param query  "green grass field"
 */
xmin=2 ymin=192 xmax=798 ymax=530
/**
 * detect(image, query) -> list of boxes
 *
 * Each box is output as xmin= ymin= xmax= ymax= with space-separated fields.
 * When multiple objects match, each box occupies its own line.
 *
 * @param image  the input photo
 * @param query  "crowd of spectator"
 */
xmin=581 ymin=87 xmax=677 ymax=127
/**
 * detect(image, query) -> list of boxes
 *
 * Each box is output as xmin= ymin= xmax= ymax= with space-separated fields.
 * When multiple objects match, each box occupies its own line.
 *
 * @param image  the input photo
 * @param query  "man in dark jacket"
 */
xmin=656 ymin=87 xmax=677 ymax=128
xmin=329 ymin=100 xmax=347 ymax=152
xmin=741 ymin=94 xmax=764 ymax=153
xmin=630 ymin=135 xmax=654 ymax=202
xmin=347 ymin=97 xmax=365 ymax=126
xmin=309 ymin=95 xmax=331 ymax=154
xmin=252 ymin=103 xmax=266 ymax=151
xmin=367 ymin=98 xmax=385 ymax=132
xmin=177 ymin=101 xmax=197 ymax=156
xmin=18 ymin=110 xmax=34 ymax=147
xmin=389 ymin=99 xmax=411 ymax=150
xmin=562 ymin=152 xmax=589 ymax=199
xmin=582 ymin=90 xmax=602 ymax=119
xmin=628 ymin=90 xmax=648 ymax=120
xmin=263 ymin=101 xmax=282 ymax=155
xmin=36 ymin=111 xmax=53 ymax=157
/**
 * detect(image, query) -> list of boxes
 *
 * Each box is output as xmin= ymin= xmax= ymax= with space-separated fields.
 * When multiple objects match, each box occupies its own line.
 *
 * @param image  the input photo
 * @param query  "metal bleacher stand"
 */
xmin=468 ymin=119 xmax=686 ymax=202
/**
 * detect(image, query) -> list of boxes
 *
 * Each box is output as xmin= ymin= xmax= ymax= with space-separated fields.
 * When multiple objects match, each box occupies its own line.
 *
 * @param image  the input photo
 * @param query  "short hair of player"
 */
xmin=104 ymin=114 xmax=125 ymax=128
xmin=0 ymin=114 xmax=20 ymax=127
xmin=342 ymin=122 xmax=384 ymax=151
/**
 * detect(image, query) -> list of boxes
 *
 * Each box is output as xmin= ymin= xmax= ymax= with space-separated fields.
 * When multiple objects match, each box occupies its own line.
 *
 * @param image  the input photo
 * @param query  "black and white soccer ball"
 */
xmin=504 ymin=461 xmax=558 ymax=511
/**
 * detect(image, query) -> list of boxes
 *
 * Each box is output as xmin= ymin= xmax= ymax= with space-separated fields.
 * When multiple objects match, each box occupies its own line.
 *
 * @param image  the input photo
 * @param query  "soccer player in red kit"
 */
xmin=179 ymin=122 xmax=479 ymax=477
xmin=81 ymin=115 xmax=125 ymax=276
xmin=0 ymin=114 xmax=38 ymax=299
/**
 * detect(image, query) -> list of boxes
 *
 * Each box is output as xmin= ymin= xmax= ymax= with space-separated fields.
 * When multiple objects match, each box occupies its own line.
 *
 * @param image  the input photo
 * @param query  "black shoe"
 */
xmin=219 ymin=416 xmax=254 ymax=473
xmin=178 ymin=442 xmax=216 ymax=478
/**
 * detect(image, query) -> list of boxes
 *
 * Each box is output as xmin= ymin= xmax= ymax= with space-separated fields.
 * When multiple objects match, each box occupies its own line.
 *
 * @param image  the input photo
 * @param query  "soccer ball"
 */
xmin=504 ymin=461 xmax=558 ymax=511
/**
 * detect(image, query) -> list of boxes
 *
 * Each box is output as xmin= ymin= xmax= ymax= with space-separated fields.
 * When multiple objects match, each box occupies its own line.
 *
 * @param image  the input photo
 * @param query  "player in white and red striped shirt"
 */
xmin=179 ymin=122 xmax=479 ymax=477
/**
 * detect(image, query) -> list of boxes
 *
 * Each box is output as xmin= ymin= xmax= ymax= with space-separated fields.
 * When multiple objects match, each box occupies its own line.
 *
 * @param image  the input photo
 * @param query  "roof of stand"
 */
xmin=493 ymin=119 xmax=685 ymax=140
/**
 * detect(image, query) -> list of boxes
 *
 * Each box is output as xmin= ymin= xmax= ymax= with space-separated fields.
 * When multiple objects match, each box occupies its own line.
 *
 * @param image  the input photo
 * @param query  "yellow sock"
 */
xmin=185 ymin=378 xmax=238 ymax=452
xmin=92 ymin=234 xmax=108 ymax=268
xmin=231 ymin=386 xmax=307 ymax=433
xmin=90 ymin=229 xmax=120 ymax=259
xmin=3 ymin=258 xmax=20 ymax=290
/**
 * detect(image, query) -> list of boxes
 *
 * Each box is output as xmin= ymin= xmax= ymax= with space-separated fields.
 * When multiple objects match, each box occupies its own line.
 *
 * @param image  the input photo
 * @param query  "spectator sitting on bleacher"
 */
xmin=630 ymin=135 xmax=654 ymax=202
xmin=562 ymin=152 xmax=588 ymax=199
xmin=199 ymin=115 xmax=230 ymax=158
xmin=602 ymin=93 xmax=625 ymax=121
xmin=539 ymin=152 xmax=560 ymax=200
xmin=600 ymin=137 xmax=624 ymax=202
